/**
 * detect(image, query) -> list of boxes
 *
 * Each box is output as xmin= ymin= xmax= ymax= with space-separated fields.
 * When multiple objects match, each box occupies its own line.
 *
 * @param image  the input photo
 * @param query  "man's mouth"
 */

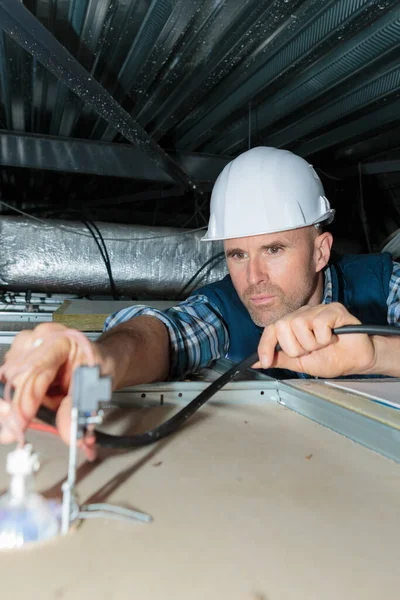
xmin=249 ymin=295 xmax=276 ymax=305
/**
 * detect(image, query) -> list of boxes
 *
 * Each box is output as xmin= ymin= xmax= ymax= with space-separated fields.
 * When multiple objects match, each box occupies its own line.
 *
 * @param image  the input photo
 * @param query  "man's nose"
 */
xmin=247 ymin=258 xmax=269 ymax=286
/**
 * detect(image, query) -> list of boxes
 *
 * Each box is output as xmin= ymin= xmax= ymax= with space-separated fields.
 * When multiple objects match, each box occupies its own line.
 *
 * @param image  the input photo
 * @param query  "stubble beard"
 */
xmin=242 ymin=275 xmax=319 ymax=328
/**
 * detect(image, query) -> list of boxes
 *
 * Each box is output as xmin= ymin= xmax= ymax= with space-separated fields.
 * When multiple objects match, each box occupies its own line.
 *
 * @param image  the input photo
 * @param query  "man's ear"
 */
xmin=314 ymin=232 xmax=333 ymax=273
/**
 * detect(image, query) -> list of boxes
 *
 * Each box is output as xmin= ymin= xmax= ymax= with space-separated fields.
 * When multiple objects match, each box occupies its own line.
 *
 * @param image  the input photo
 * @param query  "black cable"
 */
xmin=316 ymin=167 xmax=345 ymax=181
xmin=3 ymin=324 xmax=400 ymax=448
xmin=37 ymin=405 xmax=57 ymax=427
xmin=40 ymin=209 xmax=120 ymax=300
xmin=358 ymin=162 xmax=372 ymax=253
xmin=81 ymin=218 xmax=118 ymax=300
xmin=179 ymin=252 xmax=225 ymax=298
xmin=95 ymin=350 xmax=258 ymax=448
xmin=322 ymin=324 xmax=400 ymax=337
xmin=81 ymin=219 xmax=109 ymax=271
xmin=275 ymin=324 xmax=400 ymax=351
xmin=94 ymin=324 xmax=400 ymax=447
xmin=0 ymin=351 xmax=257 ymax=447
xmin=82 ymin=219 xmax=119 ymax=300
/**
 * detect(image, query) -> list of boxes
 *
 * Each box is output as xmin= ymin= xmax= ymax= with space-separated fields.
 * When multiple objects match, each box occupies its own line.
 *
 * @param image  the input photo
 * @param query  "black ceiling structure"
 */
xmin=0 ymin=0 xmax=399 ymax=245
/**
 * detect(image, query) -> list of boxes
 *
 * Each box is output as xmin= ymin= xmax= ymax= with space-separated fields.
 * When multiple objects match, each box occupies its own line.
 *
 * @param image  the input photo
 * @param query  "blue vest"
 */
xmin=196 ymin=253 xmax=393 ymax=379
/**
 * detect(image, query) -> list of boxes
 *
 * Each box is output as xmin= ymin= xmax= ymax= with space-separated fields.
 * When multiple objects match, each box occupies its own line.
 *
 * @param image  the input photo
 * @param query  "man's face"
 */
xmin=224 ymin=226 xmax=332 ymax=327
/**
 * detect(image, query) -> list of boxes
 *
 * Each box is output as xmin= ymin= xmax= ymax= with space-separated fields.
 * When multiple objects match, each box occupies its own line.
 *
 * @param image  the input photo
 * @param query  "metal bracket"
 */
xmin=61 ymin=365 xmax=152 ymax=535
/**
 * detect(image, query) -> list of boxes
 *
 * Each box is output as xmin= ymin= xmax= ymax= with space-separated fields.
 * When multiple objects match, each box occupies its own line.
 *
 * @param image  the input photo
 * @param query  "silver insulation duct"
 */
xmin=381 ymin=229 xmax=400 ymax=259
xmin=0 ymin=216 xmax=228 ymax=299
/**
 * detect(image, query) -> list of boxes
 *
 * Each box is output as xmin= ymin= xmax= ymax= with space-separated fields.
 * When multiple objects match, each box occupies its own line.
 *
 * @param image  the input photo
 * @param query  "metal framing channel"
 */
xmin=294 ymin=97 xmax=400 ymax=157
xmin=277 ymin=380 xmax=400 ymax=463
xmin=362 ymin=160 xmax=400 ymax=175
xmin=112 ymin=380 xmax=279 ymax=407
xmin=264 ymin=57 xmax=400 ymax=150
xmin=111 ymin=373 xmax=400 ymax=464
xmin=336 ymin=124 xmax=400 ymax=162
xmin=0 ymin=130 xmax=231 ymax=182
xmin=0 ymin=312 xmax=53 ymax=323
xmin=0 ymin=0 xmax=194 ymax=189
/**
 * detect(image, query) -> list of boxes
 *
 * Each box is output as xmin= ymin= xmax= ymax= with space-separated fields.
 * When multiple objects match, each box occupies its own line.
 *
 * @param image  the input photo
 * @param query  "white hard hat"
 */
xmin=202 ymin=146 xmax=335 ymax=241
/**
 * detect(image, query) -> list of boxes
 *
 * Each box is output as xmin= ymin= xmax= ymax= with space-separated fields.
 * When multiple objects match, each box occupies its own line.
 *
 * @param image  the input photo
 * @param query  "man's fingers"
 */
xmin=0 ymin=332 xmax=75 ymax=444
xmin=257 ymin=325 xmax=276 ymax=368
xmin=254 ymin=303 xmax=361 ymax=374
xmin=55 ymin=395 xmax=73 ymax=444
xmin=273 ymin=319 xmax=308 ymax=358
xmin=4 ymin=324 xmax=66 ymax=363
xmin=0 ymin=401 xmax=16 ymax=444
xmin=8 ymin=340 xmax=72 ymax=417
xmin=0 ymin=323 xmax=104 ymax=456
xmin=313 ymin=320 xmax=334 ymax=346
xmin=290 ymin=318 xmax=319 ymax=352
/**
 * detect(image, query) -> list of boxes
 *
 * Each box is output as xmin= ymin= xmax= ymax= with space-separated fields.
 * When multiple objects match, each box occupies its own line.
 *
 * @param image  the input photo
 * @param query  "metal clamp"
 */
xmin=61 ymin=366 xmax=152 ymax=534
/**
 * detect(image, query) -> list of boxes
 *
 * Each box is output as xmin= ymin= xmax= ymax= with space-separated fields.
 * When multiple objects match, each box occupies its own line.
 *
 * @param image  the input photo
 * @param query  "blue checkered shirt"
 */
xmin=104 ymin=262 xmax=400 ymax=379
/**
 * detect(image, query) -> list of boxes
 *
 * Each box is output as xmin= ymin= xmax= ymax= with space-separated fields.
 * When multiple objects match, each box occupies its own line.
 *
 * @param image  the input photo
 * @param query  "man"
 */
xmin=1 ymin=146 xmax=399 ymax=444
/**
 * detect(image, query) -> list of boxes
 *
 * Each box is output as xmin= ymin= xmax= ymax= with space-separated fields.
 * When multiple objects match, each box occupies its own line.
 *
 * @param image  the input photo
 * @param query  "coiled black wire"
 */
xmin=179 ymin=251 xmax=225 ymax=298
xmin=4 ymin=324 xmax=400 ymax=448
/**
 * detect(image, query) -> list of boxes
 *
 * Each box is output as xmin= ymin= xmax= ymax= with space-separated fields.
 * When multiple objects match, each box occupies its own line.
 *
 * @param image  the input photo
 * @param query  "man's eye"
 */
xmin=230 ymin=252 xmax=245 ymax=260
xmin=267 ymin=246 xmax=283 ymax=255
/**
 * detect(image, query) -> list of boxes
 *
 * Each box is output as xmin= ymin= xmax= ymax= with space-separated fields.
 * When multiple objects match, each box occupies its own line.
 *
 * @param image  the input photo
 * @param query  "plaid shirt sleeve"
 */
xmin=386 ymin=261 xmax=400 ymax=325
xmin=103 ymin=295 xmax=229 ymax=380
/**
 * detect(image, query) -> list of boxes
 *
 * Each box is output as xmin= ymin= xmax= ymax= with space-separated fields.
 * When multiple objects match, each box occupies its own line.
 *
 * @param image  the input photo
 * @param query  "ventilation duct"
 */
xmin=0 ymin=217 xmax=227 ymax=299
xmin=381 ymin=229 xmax=400 ymax=260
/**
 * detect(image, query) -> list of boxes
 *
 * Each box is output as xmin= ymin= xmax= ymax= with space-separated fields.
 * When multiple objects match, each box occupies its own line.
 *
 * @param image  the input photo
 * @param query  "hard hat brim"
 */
xmin=201 ymin=210 xmax=335 ymax=242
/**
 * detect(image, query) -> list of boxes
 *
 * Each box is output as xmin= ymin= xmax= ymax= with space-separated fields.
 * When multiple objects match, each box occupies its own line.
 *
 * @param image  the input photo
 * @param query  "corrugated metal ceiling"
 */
xmin=0 ymin=0 xmax=399 ymax=236
xmin=1 ymin=0 xmax=399 ymax=157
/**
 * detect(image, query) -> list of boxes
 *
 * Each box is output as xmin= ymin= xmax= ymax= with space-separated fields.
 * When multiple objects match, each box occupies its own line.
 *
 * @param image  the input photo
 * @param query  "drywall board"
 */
xmin=0 ymin=397 xmax=400 ymax=600
xmin=53 ymin=299 xmax=175 ymax=331
xmin=324 ymin=379 xmax=400 ymax=410
xmin=279 ymin=379 xmax=400 ymax=463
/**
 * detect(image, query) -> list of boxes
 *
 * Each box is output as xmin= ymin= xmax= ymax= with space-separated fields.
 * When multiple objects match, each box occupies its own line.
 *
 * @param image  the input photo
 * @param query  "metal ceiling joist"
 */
xmin=0 ymin=0 xmax=194 ymax=190
xmin=362 ymin=161 xmax=400 ymax=175
xmin=0 ymin=130 xmax=231 ymax=183
xmin=293 ymin=98 xmax=400 ymax=158
xmin=263 ymin=58 xmax=400 ymax=150
xmin=335 ymin=125 xmax=400 ymax=162
xmin=325 ymin=160 xmax=400 ymax=179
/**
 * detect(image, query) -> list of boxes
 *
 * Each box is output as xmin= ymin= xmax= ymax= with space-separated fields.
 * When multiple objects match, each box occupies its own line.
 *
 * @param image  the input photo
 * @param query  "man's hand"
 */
xmin=0 ymin=315 xmax=170 ymax=449
xmin=0 ymin=323 xmax=106 ymax=446
xmin=254 ymin=302 xmax=378 ymax=378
